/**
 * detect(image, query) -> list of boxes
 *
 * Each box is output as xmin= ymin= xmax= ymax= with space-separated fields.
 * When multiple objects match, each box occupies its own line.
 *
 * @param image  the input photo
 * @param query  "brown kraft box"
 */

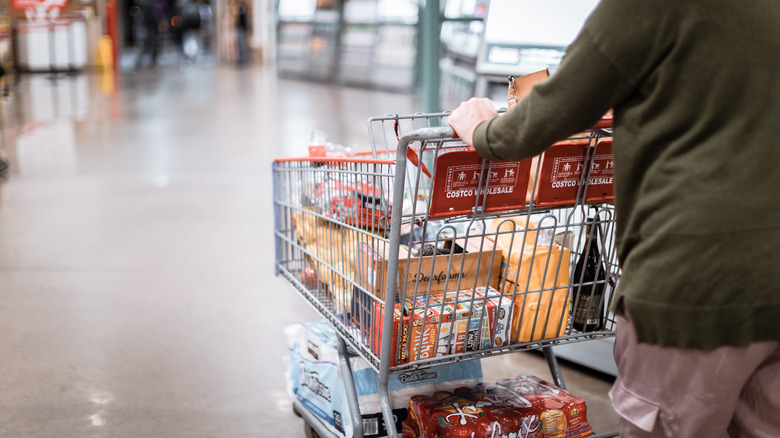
xmin=354 ymin=237 xmax=502 ymax=302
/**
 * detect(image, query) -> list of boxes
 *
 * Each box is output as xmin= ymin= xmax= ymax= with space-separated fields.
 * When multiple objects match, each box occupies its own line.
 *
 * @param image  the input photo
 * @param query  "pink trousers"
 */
xmin=608 ymin=311 xmax=780 ymax=438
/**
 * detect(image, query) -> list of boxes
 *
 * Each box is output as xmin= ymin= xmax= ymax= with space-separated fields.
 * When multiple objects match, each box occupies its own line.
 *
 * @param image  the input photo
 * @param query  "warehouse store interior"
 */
xmin=0 ymin=0 xmax=625 ymax=437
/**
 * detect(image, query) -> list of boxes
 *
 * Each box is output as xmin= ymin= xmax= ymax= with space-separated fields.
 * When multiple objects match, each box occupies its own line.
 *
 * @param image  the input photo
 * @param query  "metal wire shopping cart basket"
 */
xmin=274 ymin=112 xmax=620 ymax=438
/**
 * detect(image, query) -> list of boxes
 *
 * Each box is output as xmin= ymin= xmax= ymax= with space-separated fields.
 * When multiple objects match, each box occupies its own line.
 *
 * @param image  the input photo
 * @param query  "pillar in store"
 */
xmin=250 ymin=0 xmax=274 ymax=63
xmin=419 ymin=0 xmax=442 ymax=114
xmin=213 ymin=0 xmax=273 ymax=64
xmin=105 ymin=0 xmax=118 ymax=70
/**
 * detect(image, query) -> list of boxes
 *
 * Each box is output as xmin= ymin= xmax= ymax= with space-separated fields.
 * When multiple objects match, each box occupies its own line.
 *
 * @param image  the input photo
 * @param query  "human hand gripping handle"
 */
xmin=448 ymin=97 xmax=499 ymax=148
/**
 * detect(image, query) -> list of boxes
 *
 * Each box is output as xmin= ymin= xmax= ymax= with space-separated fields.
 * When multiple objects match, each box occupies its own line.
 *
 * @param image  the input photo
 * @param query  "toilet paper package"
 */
xmin=284 ymin=320 xmax=483 ymax=437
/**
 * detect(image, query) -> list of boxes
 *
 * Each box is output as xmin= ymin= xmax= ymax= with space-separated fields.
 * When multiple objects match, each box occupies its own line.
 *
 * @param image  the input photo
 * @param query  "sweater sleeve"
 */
xmin=473 ymin=27 xmax=635 ymax=162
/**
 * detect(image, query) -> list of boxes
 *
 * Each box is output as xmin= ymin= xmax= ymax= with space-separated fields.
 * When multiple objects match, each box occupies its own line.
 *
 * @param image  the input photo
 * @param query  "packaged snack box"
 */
xmin=371 ymin=287 xmax=513 ymax=366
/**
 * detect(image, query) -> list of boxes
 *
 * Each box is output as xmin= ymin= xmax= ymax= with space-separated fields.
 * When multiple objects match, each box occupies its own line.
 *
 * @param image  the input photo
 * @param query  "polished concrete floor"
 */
xmin=0 ymin=63 xmax=618 ymax=437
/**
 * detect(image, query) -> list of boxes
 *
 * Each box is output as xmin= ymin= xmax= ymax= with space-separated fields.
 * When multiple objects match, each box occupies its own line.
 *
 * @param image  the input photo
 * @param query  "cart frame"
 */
xmin=275 ymin=112 xmax=620 ymax=438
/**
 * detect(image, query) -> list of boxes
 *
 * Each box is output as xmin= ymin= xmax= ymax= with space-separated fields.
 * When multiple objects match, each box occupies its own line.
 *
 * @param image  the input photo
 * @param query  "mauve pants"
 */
xmin=608 ymin=310 xmax=780 ymax=437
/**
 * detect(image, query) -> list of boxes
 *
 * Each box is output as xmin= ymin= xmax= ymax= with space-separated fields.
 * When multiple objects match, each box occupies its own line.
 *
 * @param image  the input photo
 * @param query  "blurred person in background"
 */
xmin=235 ymin=1 xmax=250 ymax=64
xmin=176 ymin=0 xmax=203 ymax=63
xmin=134 ymin=0 xmax=169 ymax=68
xmin=448 ymin=0 xmax=780 ymax=437
xmin=197 ymin=1 xmax=214 ymax=55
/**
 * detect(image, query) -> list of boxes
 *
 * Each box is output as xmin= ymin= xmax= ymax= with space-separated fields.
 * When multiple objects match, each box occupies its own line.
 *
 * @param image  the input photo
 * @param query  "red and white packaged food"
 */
xmin=402 ymin=375 xmax=592 ymax=438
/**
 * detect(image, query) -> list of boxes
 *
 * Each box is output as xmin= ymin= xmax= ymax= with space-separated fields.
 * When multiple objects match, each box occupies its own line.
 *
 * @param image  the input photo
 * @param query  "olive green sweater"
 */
xmin=473 ymin=0 xmax=780 ymax=349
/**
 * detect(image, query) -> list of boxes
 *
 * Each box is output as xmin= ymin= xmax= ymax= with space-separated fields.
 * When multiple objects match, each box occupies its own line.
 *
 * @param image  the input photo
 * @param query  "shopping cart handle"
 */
xmin=395 ymin=126 xmax=460 ymax=176
xmin=398 ymin=126 xmax=458 ymax=145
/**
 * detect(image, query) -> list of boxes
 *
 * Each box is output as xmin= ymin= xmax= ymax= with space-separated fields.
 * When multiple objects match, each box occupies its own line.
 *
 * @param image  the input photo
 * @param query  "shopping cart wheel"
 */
xmin=292 ymin=404 xmax=321 ymax=438
xmin=303 ymin=423 xmax=321 ymax=438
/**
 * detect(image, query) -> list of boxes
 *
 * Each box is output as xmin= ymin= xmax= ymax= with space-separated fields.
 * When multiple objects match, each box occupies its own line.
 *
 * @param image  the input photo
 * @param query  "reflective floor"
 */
xmin=0 ymin=64 xmax=618 ymax=437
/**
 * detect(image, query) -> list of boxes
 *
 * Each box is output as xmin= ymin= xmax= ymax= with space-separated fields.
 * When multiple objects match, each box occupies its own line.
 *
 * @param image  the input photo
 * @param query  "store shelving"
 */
xmin=275 ymin=0 xmax=418 ymax=91
xmin=276 ymin=0 xmax=340 ymax=82
xmin=474 ymin=0 xmax=600 ymax=105
xmin=439 ymin=0 xmax=487 ymax=110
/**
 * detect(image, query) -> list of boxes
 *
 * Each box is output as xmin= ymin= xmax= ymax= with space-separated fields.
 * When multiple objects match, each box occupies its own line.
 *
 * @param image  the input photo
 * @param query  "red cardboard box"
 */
xmin=533 ymin=137 xmax=615 ymax=208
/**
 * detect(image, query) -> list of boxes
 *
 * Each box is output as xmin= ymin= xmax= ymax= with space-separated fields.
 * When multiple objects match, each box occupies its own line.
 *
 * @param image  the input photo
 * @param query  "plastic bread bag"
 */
xmin=486 ymin=216 xmax=571 ymax=342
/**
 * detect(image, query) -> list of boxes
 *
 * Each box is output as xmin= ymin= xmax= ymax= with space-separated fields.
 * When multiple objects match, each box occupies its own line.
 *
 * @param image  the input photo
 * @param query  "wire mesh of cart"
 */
xmin=274 ymin=111 xmax=620 ymax=438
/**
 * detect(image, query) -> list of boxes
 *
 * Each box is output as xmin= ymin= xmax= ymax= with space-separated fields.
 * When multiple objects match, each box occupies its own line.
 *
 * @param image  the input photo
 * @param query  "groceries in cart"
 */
xmin=370 ymin=287 xmax=512 ymax=367
xmin=285 ymin=320 xmax=483 ymax=438
xmin=487 ymin=217 xmax=572 ymax=342
xmin=307 ymin=130 xmax=352 ymax=159
xmin=315 ymin=178 xmax=389 ymax=230
xmin=274 ymin=110 xmax=620 ymax=438
xmin=291 ymin=209 xmax=369 ymax=318
xmin=287 ymin=169 xmax=616 ymax=364
xmin=286 ymin=321 xmax=596 ymax=438
xmin=402 ymin=375 xmax=593 ymax=438
xmin=292 ymin=198 xmax=613 ymax=362
xmin=354 ymin=233 xmax=501 ymax=302
xmin=571 ymin=219 xmax=608 ymax=332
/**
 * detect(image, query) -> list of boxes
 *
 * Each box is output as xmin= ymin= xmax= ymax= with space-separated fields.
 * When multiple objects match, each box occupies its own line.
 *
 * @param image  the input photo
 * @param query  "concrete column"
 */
xmin=250 ymin=0 xmax=274 ymax=63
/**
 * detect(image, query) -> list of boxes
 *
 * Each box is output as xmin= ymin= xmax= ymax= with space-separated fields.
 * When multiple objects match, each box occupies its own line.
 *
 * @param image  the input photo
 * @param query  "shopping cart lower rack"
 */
xmin=274 ymin=112 xmax=620 ymax=438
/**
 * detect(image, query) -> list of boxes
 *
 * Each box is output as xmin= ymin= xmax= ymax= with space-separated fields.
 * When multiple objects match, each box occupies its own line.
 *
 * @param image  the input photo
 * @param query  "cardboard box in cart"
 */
xmin=350 ymin=235 xmax=501 ymax=351
xmin=371 ymin=287 xmax=513 ymax=366
xmin=354 ymin=237 xmax=502 ymax=302
xmin=508 ymin=69 xmax=615 ymax=208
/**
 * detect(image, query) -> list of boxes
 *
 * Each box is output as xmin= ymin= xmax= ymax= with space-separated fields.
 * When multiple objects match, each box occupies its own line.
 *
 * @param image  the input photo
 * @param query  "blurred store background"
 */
xmin=0 ymin=1 xmax=618 ymax=437
xmin=0 ymin=0 xmax=598 ymax=108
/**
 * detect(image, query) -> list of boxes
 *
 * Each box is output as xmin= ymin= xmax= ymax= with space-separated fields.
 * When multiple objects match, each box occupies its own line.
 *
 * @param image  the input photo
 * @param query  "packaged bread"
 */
xmin=486 ymin=216 xmax=571 ymax=342
xmin=291 ymin=210 xmax=362 ymax=315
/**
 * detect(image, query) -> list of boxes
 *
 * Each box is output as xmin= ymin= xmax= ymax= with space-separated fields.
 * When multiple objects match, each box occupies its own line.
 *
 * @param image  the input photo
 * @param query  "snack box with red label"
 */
xmin=370 ymin=294 xmax=465 ymax=366
xmin=371 ymin=288 xmax=513 ymax=366
xmin=437 ymin=287 xmax=513 ymax=354
xmin=316 ymin=179 xmax=388 ymax=229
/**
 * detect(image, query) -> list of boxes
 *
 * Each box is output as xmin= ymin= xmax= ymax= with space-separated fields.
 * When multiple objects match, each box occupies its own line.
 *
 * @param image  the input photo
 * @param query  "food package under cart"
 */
xmin=284 ymin=320 xmax=483 ymax=438
xmin=402 ymin=375 xmax=592 ymax=438
xmin=487 ymin=217 xmax=571 ymax=342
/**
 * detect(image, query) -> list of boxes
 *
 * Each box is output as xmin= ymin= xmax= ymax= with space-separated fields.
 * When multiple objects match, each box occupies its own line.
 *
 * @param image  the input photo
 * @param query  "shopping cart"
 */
xmin=274 ymin=112 xmax=620 ymax=438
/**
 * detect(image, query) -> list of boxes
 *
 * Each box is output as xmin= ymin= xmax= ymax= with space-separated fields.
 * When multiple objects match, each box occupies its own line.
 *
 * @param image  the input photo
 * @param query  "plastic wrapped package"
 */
xmin=487 ymin=217 xmax=571 ymax=342
xmin=291 ymin=210 xmax=362 ymax=315
xmin=284 ymin=321 xmax=483 ymax=438
xmin=403 ymin=375 xmax=592 ymax=438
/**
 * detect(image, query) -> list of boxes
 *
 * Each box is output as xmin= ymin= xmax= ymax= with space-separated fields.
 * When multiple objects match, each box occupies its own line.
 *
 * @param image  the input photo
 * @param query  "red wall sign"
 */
xmin=12 ymin=0 xmax=68 ymax=10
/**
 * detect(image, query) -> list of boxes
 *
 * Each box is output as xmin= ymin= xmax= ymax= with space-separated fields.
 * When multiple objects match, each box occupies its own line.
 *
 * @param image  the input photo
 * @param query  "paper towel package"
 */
xmin=284 ymin=320 xmax=483 ymax=437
